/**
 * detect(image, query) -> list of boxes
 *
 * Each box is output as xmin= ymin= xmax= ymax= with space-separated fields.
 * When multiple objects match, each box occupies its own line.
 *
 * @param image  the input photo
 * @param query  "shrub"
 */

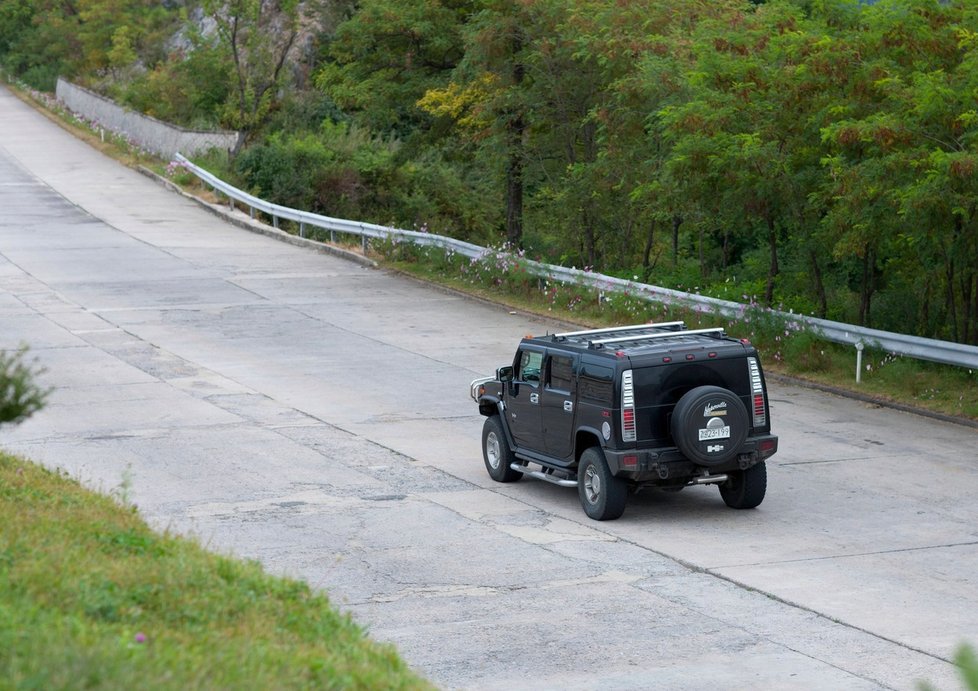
xmin=0 ymin=346 xmax=49 ymax=427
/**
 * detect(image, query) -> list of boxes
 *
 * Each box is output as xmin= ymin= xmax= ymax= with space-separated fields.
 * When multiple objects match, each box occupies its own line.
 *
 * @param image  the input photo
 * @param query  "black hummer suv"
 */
xmin=470 ymin=321 xmax=778 ymax=520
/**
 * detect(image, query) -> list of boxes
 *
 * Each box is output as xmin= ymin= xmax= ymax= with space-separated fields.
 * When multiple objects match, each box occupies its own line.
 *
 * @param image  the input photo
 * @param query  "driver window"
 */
xmin=517 ymin=350 xmax=543 ymax=385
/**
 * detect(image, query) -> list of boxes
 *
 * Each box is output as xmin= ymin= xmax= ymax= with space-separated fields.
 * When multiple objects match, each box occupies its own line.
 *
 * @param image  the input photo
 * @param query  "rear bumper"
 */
xmin=604 ymin=434 xmax=778 ymax=479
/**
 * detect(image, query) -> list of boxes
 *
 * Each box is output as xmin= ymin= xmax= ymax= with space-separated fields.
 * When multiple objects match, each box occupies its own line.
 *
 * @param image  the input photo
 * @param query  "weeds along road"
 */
xmin=2 ymin=86 xmax=976 ymax=690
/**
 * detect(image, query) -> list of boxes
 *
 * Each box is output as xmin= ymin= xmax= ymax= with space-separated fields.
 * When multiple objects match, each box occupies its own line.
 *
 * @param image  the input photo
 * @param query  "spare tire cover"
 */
xmin=671 ymin=385 xmax=748 ymax=465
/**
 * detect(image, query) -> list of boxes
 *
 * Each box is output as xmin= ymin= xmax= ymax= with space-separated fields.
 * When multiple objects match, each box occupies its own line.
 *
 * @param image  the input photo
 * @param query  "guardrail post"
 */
xmin=299 ymin=222 xmax=305 ymax=238
xmin=855 ymin=341 xmax=864 ymax=384
xmin=330 ymin=230 xmax=336 ymax=243
xmin=273 ymin=215 xmax=279 ymax=229
xmin=362 ymin=234 xmax=368 ymax=254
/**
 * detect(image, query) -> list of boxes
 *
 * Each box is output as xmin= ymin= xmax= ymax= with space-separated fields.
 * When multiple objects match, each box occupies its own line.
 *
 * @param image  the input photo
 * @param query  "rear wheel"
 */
xmin=577 ymin=447 xmax=627 ymax=521
xmin=482 ymin=416 xmax=521 ymax=482
xmin=719 ymin=461 xmax=767 ymax=509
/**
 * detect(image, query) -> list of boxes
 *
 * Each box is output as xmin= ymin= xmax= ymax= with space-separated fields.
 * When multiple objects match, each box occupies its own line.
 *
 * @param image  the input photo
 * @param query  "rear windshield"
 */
xmin=579 ymin=363 xmax=614 ymax=404
xmin=633 ymin=360 xmax=750 ymax=407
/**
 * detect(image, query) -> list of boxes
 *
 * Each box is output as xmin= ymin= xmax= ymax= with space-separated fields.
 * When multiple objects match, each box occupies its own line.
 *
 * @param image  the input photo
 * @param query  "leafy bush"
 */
xmin=959 ymin=644 xmax=978 ymax=690
xmin=118 ymin=46 xmax=232 ymax=130
xmin=781 ymin=331 xmax=834 ymax=374
xmin=920 ymin=644 xmax=978 ymax=690
xmin=0 ymin=346 xmax=49 ymax=426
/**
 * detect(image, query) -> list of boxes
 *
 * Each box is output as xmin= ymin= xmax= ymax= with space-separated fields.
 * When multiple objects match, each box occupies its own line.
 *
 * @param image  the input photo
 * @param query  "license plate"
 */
xmin=698 ymin=426 xmax=730 ymax=441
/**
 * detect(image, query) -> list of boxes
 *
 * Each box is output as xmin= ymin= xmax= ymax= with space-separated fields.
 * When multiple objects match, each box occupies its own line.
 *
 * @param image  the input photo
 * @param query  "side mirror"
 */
xmin=497 ymin=366 xmax=514 ymax=383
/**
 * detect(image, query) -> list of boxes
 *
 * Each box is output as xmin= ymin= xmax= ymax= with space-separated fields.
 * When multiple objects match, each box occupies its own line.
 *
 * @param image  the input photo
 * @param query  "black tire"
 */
xmin=671 ymin=385 xmax=749 ymax=466
xmin=577 ymin=447 xmax=627 ymax=521
xmin=719 ymin=461 xmax=767 ymax=509
xmin=482 ymin=416 xmax=521 ymax=483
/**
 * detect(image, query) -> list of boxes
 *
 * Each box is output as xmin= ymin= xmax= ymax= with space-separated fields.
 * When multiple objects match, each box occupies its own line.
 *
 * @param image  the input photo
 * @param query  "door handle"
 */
xmin=530 ymin=393 xmax=539 ymax=404
xmin=563 ymin=400 xmax=573 ymax=412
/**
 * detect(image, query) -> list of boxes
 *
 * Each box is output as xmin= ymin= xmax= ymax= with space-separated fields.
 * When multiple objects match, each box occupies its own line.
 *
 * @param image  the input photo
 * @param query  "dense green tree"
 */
xmin=887 ymin=11 xmax=978 ymax=342
xmin=316 ymin=0 xmax=475 ymax=137
xmin=119 ymin=36 xmax=233 ymax=128
xmin=817 ymin=0 xmax=978 ymax=334
xmin=420 ymin=0 xmax=555 ymax=251
xmin=0 ymin=0 xmax=82 ymax=90
xmin=0 ymin=0 xmax=177 ymax=91
xmin=657 ymin=2 xmax=832 ymax=307
xmin=67 ymin=0 xmax=174 ymax=85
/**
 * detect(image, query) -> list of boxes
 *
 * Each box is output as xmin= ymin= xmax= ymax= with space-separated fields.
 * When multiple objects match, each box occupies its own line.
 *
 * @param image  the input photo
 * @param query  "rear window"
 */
xmin=579 ymin=363 xmax=613 ymax=404
xmin=548 ymin=355 xmax=574 ymax=391
xmin=633 ymin=360 xmax=749 ymax=406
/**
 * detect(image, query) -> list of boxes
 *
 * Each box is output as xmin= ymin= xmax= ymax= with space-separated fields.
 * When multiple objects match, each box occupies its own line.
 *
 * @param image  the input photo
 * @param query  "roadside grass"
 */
xmin=0 ymin=451 xmax=431 ymax=690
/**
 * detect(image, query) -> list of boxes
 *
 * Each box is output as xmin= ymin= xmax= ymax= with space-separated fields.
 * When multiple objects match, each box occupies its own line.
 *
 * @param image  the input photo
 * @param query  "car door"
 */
xmin=541 ymin=351 xmax=577 ymax=460
xmin=506 ymin=347 xmax=544 ymax=450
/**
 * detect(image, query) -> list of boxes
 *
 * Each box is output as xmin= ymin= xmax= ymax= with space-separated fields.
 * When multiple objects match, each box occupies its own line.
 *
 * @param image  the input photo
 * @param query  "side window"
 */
xmin=547 ymin=355 xmax=574 ymax=392
xmin=517 ymin=350 xmax=544 ymax=385
xmin=579 ymin=364 xmax=614 ymax=404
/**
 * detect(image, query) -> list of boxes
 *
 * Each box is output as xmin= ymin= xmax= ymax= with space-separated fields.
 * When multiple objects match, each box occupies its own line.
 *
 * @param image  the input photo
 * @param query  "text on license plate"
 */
xmin=698 ymin=426 xmax=731 ymax=441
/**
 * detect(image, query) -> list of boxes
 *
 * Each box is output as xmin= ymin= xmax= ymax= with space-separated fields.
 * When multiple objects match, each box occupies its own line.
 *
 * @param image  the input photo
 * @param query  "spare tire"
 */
xmin=671 ymin=385 xmax=748 ymax=466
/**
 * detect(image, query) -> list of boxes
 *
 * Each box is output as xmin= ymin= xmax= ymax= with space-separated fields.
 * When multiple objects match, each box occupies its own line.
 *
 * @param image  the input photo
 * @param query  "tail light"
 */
xmin=621 ymin=369 xmax=636 ymax=442
xmin=747 ymin=357 xmax=766 ymax=427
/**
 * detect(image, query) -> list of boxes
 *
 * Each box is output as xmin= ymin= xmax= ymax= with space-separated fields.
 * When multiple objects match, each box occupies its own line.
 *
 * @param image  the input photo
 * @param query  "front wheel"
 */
xmin=719 ymin=461 xmax=767 ymax=509
xmin=482 ymin=416 xmax=521 ymax=482
xmin=577 ymin=447 xmax=627 ymax=521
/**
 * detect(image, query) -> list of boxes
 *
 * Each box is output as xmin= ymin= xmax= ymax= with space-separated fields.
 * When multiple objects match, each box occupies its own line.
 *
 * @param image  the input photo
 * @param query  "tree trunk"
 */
xmin=858 ymin=245 xmax=876 ymax=327
xmin=921 ymin=277 xmax=931 ymax=335
xmin=580 ymin=122 xmax=599 ymax=268
xmin=505 ymin=139 xmax=523 ymax=248
xmin=505 ymin=34 xmax=525 ymax=249
xmin=672 ymin=215 xmax=682 ymax=266
xmin=764 ymin=213 xmax=779 ymax=306
xmin=809 ymin=248 xmax=827 ymax=318
xmin=970 ymin=275 xmax=978 ymax=345
xmin=720 ymin=227 xmax=730 ymax=270
xmin=582 ymin=205 xmax=597 ymax=268
xmin=698 ymin=227 xmax=705 ymax=277
xmin=945 ymin=251 xmax=958 ymax=342
xmin=642 ymin=220 xmax=657 ymax=282
xmin=962 ymin=268 xmax=975 ymax=344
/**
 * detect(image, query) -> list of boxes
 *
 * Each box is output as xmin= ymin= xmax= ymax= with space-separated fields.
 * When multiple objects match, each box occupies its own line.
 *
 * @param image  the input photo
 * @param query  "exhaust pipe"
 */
xmin=692 ymin=474 xmax=729 ymax=485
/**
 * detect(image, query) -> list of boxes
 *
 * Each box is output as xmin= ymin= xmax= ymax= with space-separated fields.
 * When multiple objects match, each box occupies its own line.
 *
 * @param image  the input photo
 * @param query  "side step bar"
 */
xmin=511 ymin=463 xmax=728 ymax=488
xmin=510 ymin=463 xmax=578 ymax=488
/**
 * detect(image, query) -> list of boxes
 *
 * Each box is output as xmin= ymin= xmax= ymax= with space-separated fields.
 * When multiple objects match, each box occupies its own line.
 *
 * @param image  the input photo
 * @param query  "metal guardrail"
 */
xmin=174 ymin=153 xmax=978 ymax=373
xmin=173 ymin=153 xmax=486 ymax=259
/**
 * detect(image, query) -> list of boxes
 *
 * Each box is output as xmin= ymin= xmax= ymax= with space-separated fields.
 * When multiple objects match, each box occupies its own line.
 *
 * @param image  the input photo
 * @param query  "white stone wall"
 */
xmin=55 ymin=78 xmax=239 ymax=159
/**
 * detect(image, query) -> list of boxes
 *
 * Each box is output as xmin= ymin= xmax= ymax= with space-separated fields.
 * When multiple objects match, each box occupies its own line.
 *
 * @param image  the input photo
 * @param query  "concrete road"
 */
xmin=2 ymin=85 xmax=976 ymax=690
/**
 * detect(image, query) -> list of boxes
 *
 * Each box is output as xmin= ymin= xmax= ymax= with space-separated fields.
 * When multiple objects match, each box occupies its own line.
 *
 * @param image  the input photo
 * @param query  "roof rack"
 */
xmin=552 ymin=321 xmax=686 ymax=341
xmin=588 ymin=327 xmax=726 ymax=349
